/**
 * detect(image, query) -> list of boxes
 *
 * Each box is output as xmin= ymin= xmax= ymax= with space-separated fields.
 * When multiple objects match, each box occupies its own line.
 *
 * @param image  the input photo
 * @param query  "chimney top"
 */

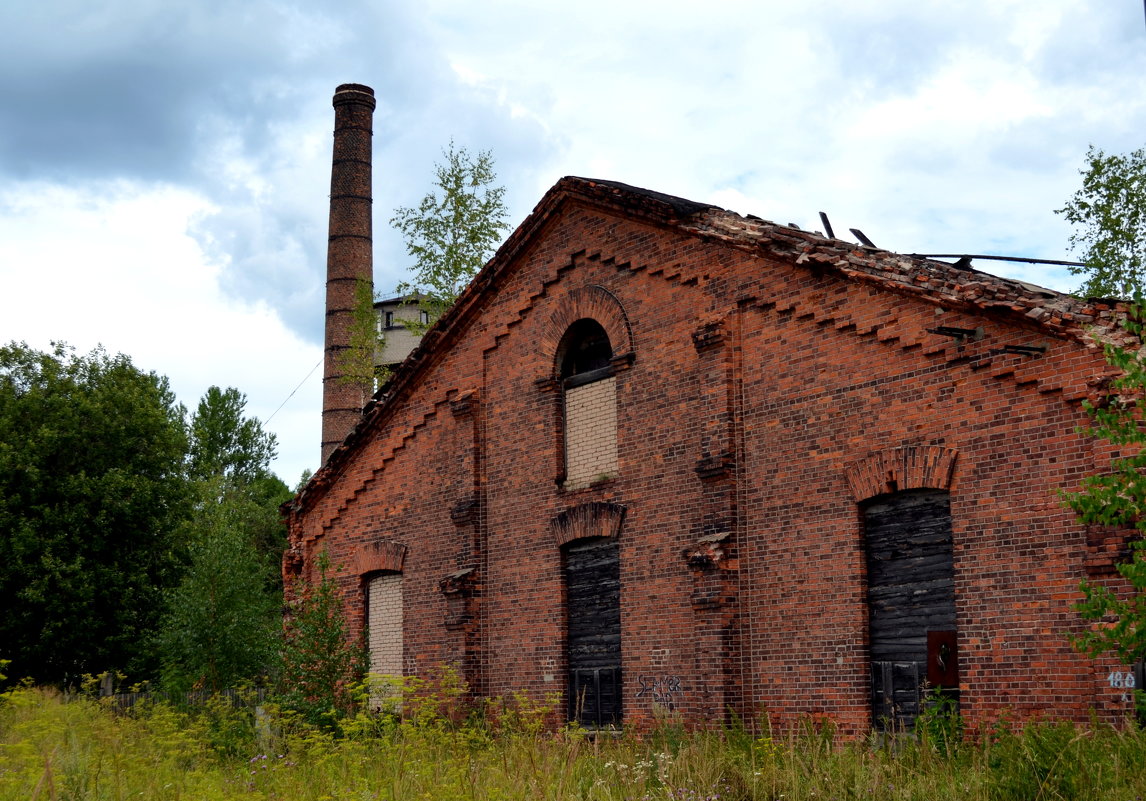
xmin=333 ymin=84 xmax=376 ymax=109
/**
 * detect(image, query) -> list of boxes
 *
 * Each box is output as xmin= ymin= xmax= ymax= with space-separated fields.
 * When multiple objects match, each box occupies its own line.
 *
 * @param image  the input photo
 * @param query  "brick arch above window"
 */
xmin=353 ymin=539 xmax=407 ymax=577
xmin=550 ymin=502 xmax=627 ymax=548
xmin=541 ymin=285 xmax=635 ymax=377
xmin=844 ymin=445 xmax=958 ymax=502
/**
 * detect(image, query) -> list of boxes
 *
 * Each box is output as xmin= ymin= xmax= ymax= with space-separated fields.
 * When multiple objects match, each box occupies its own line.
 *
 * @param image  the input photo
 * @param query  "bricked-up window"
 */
xmin=559 ymin=319 xmax=617 ymax=489
xmin=366 ymin=572 xmax=403 ymax=692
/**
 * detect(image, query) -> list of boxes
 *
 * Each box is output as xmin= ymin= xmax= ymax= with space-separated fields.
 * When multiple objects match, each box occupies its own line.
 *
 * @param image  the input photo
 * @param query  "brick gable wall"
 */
xmin=288 ymin=198 xmax=1135 ymax=734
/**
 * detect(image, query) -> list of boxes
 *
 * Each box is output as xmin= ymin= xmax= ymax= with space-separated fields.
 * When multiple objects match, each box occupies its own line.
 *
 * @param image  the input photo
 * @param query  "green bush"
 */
xmin=278 ymin=552 xmax=365 ymax=732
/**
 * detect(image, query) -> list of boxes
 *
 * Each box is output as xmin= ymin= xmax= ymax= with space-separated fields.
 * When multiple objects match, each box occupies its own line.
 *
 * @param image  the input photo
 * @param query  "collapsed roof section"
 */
xmin=295 ymin=175 xmax=1135 ymax=508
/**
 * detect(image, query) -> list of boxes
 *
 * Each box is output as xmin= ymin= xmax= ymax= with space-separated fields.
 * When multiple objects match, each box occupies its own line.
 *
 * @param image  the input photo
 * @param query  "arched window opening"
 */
xmin=557 ymin=319 xmax=618 ymax=489
xmin=863 ymin=489 xmax=958 ymax=732
xmin=560 ymin=318 xmax=613 ymax=381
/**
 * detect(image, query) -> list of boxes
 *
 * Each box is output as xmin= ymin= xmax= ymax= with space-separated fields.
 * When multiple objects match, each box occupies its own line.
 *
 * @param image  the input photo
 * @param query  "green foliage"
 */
xmin=335 ymin=276 xmax=387 ymax=393
xmin=187 ymin=386 xmax=277 ymax=485
xmin=1060 ymin=143 xmax=1146 ymax=686
xmin=9 ymin=687 xmax=1146 ymax=800
xmin=482 ymin=688 xmax=561 ymax=738
xmin=390 ymin=140 xmax=510 ymax=327
xmin=157 ymin=386 xmax=288 ymax=694
xmin=294 ymin=468 xmax=313 ymax=493
xmin=156 ymin=477 xmax=282 ymax=694
xmin=915 ymin=688 xmax=964 ymax=757
xmin=984 ymin=721 xmax=1109 ymax=801
xmin=1058 ymin=144 xmax=1146 ymax=299
xmin=0 ymin=346 xmax=289 ymax=693
xmin=1072 ymin=540 xmax=1146 ymax=668
xmin=279 ymin=553 xmax=364 ymax=729
xmin=235 ymin=471 xmax=293 ymax=582
xmin=196 ymin=690 xmax=268 ymax=758
xmin=0 ymin=342 xmax=190 ymax=686
xmin=1064 ymin=305 xmax=1146 ymax=668
xmin=187 ymin=385 xmax=291 ymax=576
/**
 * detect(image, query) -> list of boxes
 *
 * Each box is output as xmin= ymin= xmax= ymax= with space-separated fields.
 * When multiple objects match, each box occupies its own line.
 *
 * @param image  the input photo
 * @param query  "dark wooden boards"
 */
xmin=864 ymin=489 xmax=958 ymax=731
xmin=565 ymin=536 xmax=622 ymax=725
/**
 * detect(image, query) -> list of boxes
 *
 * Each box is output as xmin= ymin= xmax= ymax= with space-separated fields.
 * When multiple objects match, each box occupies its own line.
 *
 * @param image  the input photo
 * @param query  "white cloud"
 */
xmin=1 ymin=0 xmax=1142 ymax=483
xmin=0 ymin=181 xmax=321 ymax=483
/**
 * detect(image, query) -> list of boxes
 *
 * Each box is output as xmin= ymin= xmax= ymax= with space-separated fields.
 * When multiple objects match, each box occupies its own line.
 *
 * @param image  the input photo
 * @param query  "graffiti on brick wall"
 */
xmin=1108 ymin=670 xmax=1137 ymax=705
xmin=636 ymin=675 xmax=682 ymax=710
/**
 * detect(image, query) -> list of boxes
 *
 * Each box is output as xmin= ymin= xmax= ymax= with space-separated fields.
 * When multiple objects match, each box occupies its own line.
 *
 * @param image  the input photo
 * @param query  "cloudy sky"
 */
xmin=1 ymin=0 xmax=1143 ymax=485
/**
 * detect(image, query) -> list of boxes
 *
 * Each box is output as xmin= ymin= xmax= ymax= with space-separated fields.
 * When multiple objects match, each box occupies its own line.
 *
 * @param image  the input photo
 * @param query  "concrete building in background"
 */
xmin=373 ymin=294 xmax=428 ymax=373
xmin=288 ymin=83 xmax=1143 ymax=734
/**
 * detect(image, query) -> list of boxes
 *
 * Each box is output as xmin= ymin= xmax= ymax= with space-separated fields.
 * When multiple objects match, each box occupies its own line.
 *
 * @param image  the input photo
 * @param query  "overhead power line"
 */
xmin=266 ymin=359 xmax=321 ymax=425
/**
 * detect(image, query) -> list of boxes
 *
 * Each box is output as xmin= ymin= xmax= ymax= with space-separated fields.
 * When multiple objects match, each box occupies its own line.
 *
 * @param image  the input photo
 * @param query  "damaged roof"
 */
xmin=565 ymin=177 xmax=1131 ymax=345
xmin=292 ymin=176 xmax=1135 ymax=509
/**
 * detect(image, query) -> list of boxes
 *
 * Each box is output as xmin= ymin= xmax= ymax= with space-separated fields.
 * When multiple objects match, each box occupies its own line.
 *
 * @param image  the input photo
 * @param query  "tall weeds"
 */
xmin=3 ymin=685 xmax=1146 ymax=800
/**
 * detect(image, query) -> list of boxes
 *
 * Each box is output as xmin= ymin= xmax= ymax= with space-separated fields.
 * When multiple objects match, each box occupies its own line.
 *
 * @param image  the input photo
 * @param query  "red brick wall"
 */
xmin=290 ymin=197 xmax=1135 ymax=733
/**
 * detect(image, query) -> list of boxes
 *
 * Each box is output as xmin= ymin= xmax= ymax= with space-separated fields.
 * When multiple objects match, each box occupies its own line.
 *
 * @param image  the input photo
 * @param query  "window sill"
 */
xmin=559 ymin=473 xmax=619 ymax=493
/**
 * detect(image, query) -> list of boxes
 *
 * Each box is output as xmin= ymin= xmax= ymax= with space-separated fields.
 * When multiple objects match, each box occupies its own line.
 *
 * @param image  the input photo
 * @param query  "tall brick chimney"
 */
xmin=321 ymin=83 xmax=376 ymax=464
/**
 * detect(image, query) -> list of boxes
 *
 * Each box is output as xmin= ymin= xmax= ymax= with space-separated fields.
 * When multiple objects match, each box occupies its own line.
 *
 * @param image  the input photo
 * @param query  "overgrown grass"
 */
xmin=3 ymin=686 xmax=1146 ymax=800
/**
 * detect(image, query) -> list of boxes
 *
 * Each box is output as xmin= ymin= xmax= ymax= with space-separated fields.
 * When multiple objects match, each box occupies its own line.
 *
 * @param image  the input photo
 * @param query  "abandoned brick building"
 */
xmin=284 ymin=84 xmax=1142 ymax=733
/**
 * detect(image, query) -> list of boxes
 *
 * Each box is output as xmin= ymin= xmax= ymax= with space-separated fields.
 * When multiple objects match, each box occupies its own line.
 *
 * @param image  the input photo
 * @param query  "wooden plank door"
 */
xmin=565 ymin=536 xmax=621 ymax=726
xmin=864 ymin=489 xmax=958 ymax=731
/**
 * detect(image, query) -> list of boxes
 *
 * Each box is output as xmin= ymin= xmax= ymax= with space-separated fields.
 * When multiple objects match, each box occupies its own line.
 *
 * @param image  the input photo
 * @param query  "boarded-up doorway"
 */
xmin=863 ymin=489 xmax=958 ymax=731
xmin=564 ymin=536 xmax=621 ymax=726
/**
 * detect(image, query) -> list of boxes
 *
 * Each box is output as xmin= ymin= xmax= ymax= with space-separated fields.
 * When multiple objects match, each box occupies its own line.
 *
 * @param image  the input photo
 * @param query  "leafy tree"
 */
xmin=295 ymin=468 xmax=313 ymax=493
xmin=188 ymin=386 xmax=278 ymax=485
xmin=241 ymin=472 xmax=294 ymax=580
xmin=1058 ymin=145 xmax=1146 ymax=299
xmin=0 ymin=342 xmax=190 ymax=685
xmin=185 ymin=386 xmax=291 ymax=574
xmin=1060 ymin=146 xmax=1146 ymax=696
xmin=157 ymin=387 xmax=289 ymax=692
xmin=156 ymin=477 xmax=281 ymax=693
xmin=279 ymin=552 xmax=364 ymax=728
xmin=1066 ymin=307 xmax=1146 ymax=672
xmin=390 ymin=140 xmax=510 ymax=328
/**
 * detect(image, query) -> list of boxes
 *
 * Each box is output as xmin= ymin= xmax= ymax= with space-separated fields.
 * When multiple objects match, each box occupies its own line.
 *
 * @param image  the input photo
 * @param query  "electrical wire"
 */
xmin=266 ymin=359 xmax=321 ymax=425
